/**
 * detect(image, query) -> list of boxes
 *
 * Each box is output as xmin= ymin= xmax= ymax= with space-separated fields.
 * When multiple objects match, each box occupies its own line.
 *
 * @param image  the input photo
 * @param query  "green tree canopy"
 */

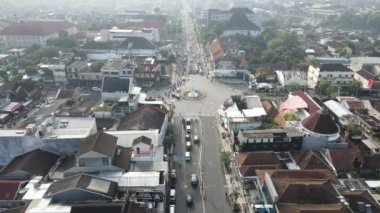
xmin=167 ymin=54 xmax=176 ymax=64
xmin=90 ymin=61 xmax=105 ymax=73
xmin=36 ymin=46 xmax=60 ymax=59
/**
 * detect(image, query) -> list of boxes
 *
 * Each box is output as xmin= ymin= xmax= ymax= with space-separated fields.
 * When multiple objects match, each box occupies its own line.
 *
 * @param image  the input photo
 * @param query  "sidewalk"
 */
xmin=215 ymin=115 xmax=252 ymax=213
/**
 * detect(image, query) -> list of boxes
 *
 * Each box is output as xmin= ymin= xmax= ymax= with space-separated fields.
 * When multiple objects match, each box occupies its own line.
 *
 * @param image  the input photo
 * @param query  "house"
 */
xmin=101 ymin=76 xmax=133 ymax=101
xmin=342 ymin=99 xmax=367 ymax=114
xmin=258 ymin=67 xmax=277 ymax=83
xmin=237 ymin=128 xmax=303 ymax=152
xmin=201 ymin=7 xmax=257 ymax=26
xmin=0 ymin=20 xmax=76 ymax=47
xmin=307 ymin=63 xmax=354 ymax=89
xmin=261 ymin=100 xmax=286 ymax=128
xmin=78 ymin=65 xmax=102 ymax=88
xmin=117 ymin=105 xmax=168 ymax=145
xmin=237 ymin=152 xmax=283 ymax=177
xmin=341 ymin=190 xmax=380 ymax=213
xmin=354 ymin=69 xmax=380 ymax=91
xmin=62 ymin=131 xmax=132 ymax=175
xmin=222 ymin=12 xmax=261 ymax=38
xmin=326 ymin=41 xmax=348 ymax=57
xmin=66 ymin=61 xmax=88 ymax=86
xmin=301 ymin=108 xmax=346 ymax=150
xmin=321 ymin=148 xmax=363 ymax=177
xmin=220 ymin=95 xmax=267 ymax=135
xmin=291 ymin=151 xmax=333 ymax=171
xmin=263 ymin=170 xmax=352 ymax=213
xmin=39 ymin=63 xmax=67 ymax=86
xmin=276 ymin=70 xmax=307 ymax=88
xmin=0 ymin=149 xmax=60 ymax=180
xmin=44 ymin=174 xmax=117 ymax=203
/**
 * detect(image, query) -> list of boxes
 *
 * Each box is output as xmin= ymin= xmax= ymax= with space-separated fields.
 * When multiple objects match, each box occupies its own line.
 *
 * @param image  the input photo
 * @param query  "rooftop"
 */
xmin=0 ymin=20 xmax=74 ymax=36
xmin=78 ymin=131 xmax=118 ymax=157
xmin=117 ymin=105 xmax=166 ymax=132
xmin=319 ymin=64 xmax=353 ymax=72
xmin=301 ymin=108 xmax=339 ymax=135
xmin=118 ymin=171 xmax=160 ymax=187
xmin=224 ymin=13 xmax=260 ymax=31
xmin=324 ymin=100 xmax=353 ymax=118
xmin=101 ymin=77 xmax=130 ymax=93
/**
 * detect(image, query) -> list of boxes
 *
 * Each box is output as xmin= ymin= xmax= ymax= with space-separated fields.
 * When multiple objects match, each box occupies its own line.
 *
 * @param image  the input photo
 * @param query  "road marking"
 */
xmin=184 ymin=185 xmax=188 ymax=189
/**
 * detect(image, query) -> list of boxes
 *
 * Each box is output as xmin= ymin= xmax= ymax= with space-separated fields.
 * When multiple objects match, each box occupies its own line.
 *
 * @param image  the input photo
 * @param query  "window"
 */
xmin=127 ymin=71 xmax=132 ymax=74
xmin=122 ymin=71 xmax=126 ymax=75
xmin=78 ymin=159 xmax=85 ymax=167
xmin=136 ymin=147 xmax=140 ymax=154
xmin=102 ymin=158 xmax=109 ymax=165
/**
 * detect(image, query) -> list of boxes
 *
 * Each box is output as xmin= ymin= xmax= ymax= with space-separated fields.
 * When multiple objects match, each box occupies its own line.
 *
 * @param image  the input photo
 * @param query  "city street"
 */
xmin=167 ymin=3 xmax=241 ymax=213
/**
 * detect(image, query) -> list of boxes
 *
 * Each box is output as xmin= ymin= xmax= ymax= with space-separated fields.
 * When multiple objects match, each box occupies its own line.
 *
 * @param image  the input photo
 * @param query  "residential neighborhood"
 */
xmin=0 ymin=0 xmax=379 ymax=213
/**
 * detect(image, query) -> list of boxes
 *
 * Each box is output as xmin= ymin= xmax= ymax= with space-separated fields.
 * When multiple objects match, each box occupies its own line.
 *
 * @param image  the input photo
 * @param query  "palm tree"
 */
xmin=219 ymin=151 xmax=232 ymax=173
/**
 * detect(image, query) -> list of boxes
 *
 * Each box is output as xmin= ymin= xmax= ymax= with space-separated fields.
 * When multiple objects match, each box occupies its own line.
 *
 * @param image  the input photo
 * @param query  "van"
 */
xmin=169 ymin=189 xmax=176 ymax=203
xmin=185 ymin=152 xmax=191 ymax=161
xmin=170 ymin=205 xmax=175 ymax=213
xmin=186 ymin=141 xmax=191 ymax=150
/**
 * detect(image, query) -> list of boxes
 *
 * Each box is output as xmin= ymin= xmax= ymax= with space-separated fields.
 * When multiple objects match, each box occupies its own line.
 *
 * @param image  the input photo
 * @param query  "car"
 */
xmin=169 ymin=189 xmax=176 ymax=204
xmin=170 ymin=204 xmax=175 ymax=213
xmin=170 ymin=169 xmax=176 ymax=179
xmin=185 ymin=134 xmax=191 ymax=140
xmin=186 ymin=125 xmax=191 ymax=133
xmin=193 ymin=135 xmax=199 ymax=143
xmin=186 ymin=194 xmax=193 ymax=206
xmin=185 ymin=152 xmax=191 ymax=161
xmin=186 ymin=141 xmax=192 ymax=150
xmin=191 ymin=174 xmax=198 ymax=186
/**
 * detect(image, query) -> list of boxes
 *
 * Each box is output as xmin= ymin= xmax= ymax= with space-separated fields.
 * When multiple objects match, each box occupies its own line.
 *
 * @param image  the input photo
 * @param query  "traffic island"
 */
xmin=181 ymin=89 xmax=207 ymax=100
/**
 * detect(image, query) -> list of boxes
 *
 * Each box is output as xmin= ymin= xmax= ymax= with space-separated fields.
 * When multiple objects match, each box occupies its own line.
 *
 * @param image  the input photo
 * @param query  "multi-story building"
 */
xmin=307 ymin=64 xmax=354 ymax=89
xmin=101 ymin=59 xmax=135 ymax=78
xmin=134 ymin=57 xmax=161 ymax=87
xmin=0 ymin=20 xmax=76 ymax=48
xmin=100 ymin=27 xmax=160 ymax=42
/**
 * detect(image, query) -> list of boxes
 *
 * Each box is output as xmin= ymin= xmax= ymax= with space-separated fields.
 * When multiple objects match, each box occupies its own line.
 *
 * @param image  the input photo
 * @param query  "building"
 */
xmin=237 ymin=128 xmax=303 ymax=151
xmin=83 ymin=37 xmax=158 ymax=60
xmin=38 ymin=63 xmax=67 ymax=86
xmin=44 ymin=173 xmax=118 ymax=203
xmin=301 ymin=108 xmax=346 ymax=150
xmin=66 ymin=61 xmax=88 ymax=86
xmin=101 ymin=77 xmax=133 ymax=102
xmin=307 ymin=64 xmax=354 ymax=89
xmin=100 ymin=27 xmax=160 ymax=42
xmin=221 ymin=13 xmax=261 ymax=38
xmin=276 ymin=70 xmax=307 ymax=88
xmin=0 ymin=20 xmax=76 ymax=47
xmin=0 ymin=116 xmax=97 ymax=165
xmin=101 ymin=59 xmax=135 ymax=78
xmin=354 ymin=69 xmax=380 ymax=91
xmin=0 ymin=149 xmax=60 ymax=180
xmin=350 ymin=57 xmax=380 ymax=72
xmin=201 ymin=8 xmax=256 ymax=26
xmin=324 ymin=100 xmax=354 ymax=127
xmin=61 ymin=131 xmax=132 ymax=175
xmin=220 ymin=95 xmax=267 ymax=135
xmin=134 ymin=57 xmax=161 ymax=87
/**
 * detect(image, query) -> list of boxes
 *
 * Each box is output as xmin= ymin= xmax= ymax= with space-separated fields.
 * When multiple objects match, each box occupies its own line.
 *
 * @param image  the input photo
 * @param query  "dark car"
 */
xmin=186 ymin=194 xmax=193 ymax=206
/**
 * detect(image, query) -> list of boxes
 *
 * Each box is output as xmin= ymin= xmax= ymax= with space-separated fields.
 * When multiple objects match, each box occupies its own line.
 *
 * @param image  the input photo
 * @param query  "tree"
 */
xmin=0 ymin=70 xmax=9 ymax=81
xmin=41 ymin=68 xmax=54 ymax=80
xmin=347 ymin=121 xmax=362 ymax=137
xmin=287 ymin=83 xmax=301 ymax=92
xmin=220 ymin=151 xmax=232 ymax=173
xmin=36 ymin=46 xmax=60 ymax=59
xmin=90 ymin=61 xmax=105 ymax=73
xmin=160 ymin=49 xmax=169 ymax=58
xmin=230 ymin=190 xmax=241 ymax=202
xmin=58 ymin=30 xmax=69 ymax=38
xmin=318 ymin=81 xmax=339 ymax=99
xmin=284 ymin=112 xmax=300 ymax=121
xmin=167 ymin=54 xmax=176 ymax=64
xmin=163 ymin=124 xmax=174 ymax=152
xmin=349 ymin=80 xmax=362 ymax=96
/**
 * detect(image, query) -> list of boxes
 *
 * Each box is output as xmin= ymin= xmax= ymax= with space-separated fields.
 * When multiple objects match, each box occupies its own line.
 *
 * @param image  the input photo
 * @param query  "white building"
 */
xmin=0 ymin=20 xmax=77 ymax=48
xmin=307 ymin=64 xmax=354 ymax=89
xmin=350 ymin=57 xmax=380 ymax=74
xmin=222 ymin=13 xmax=261 ymax=38
xmin=39 ymin=64 xmax=67 ymax=86
xmin=100 ymin=27 xmax=160 ymax=42
xmin=276 ymin=70 xmax=307 ymax=88
xmin=101 ymin=58 xmax=135 ymax=78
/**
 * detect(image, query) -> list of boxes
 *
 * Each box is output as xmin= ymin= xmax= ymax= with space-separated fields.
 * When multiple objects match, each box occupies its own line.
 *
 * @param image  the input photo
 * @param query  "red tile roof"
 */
xmin=301 ymin=108 xmax=339 ymax=135
xmin=291 ymin=151 xmax=333 ymax=170
xmin=324 ymin=148 xmax=363 ymax=171
xmin=341 ymin=190 xmax=380 ymax=213
xmin=0 ymin=179 xmax=26 ymax=200
xmin=277 ymin=203 xmax=352 ymax=213
xmin=345 ymin=100 xmax=366 ymax=110
xmin=291 ymin=91 xmax=321 ymax=114
xmin=237 ymin=152 xmax=281 ymax=166
xmin=1 ymin=20 xmax=74 ymax=36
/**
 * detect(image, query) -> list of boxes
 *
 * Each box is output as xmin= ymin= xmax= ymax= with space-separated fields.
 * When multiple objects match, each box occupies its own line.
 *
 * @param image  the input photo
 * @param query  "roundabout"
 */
xmin=181 ymin=88 xmax=206 ymax=100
